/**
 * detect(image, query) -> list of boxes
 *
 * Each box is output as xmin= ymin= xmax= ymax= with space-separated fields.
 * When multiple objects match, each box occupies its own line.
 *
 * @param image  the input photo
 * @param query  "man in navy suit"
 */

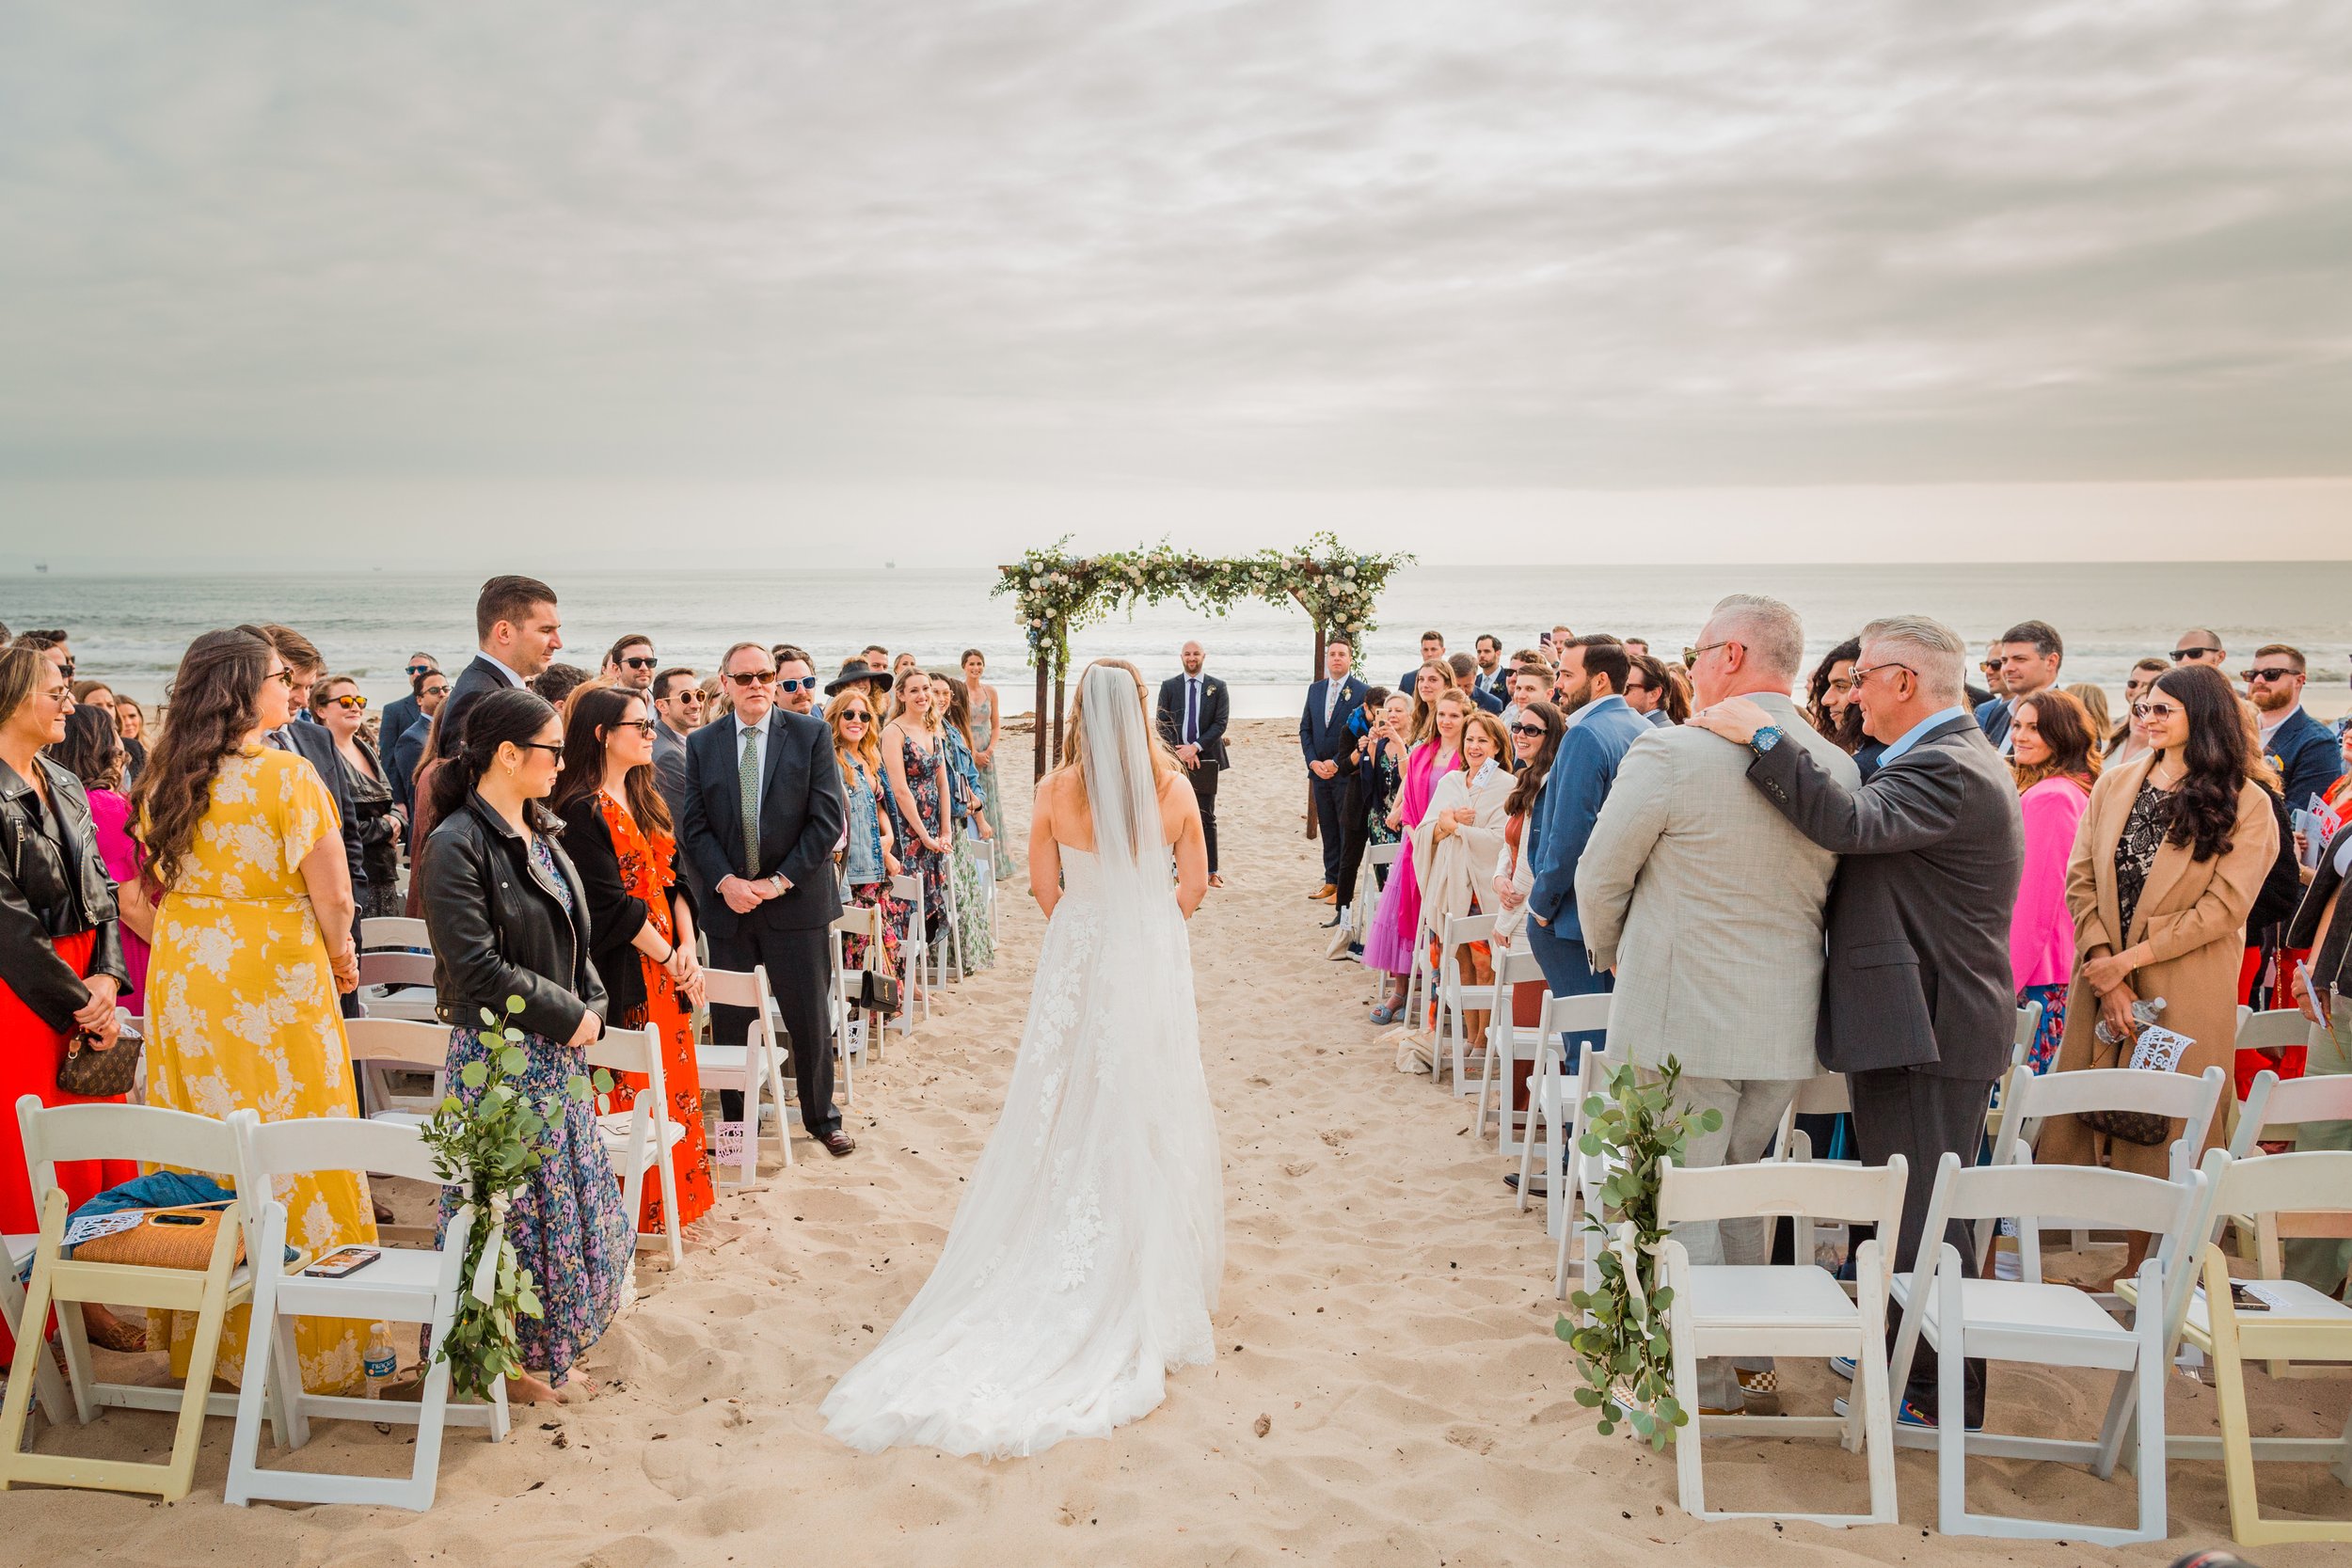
xmin=1157 ymin=641 xmax=1232 ymax=886
xmin=1300 ymin=639 xmax=1369 ymax=902
xmin=437 ymin=576 xmax=564 ymax=759
xmin=1525 ymin=636 xmax=1650 ymax=1066
xmin=680 ymin=641 xmax=852 ymax=1156
xmin=1973 ymin=619 xmax=2061 ymax=755
xmin=2249 ymin=643 xmax=2344 ymax=807
xmin=1449 ymin=652 xmax=1504 ymax=714
xmin=1400 ymin=629 xmax=1447 ymax=690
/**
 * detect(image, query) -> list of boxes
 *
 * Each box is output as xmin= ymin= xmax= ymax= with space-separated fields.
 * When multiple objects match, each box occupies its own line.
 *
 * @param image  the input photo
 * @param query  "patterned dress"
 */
xmin=595 ymin=793 xmax=713 ymax=1236
xmin=968 ymin=687 xmax=1014 ymax=874
xmin=144 ymin=747 xmax=375 ymax=1393
xmin=885 ymin=729 xmax=949 ymax=940
xmin=435 ymin=834 xmax=632 ymax=1382
xmin=839 ymin=761 xmax=908 ymax=980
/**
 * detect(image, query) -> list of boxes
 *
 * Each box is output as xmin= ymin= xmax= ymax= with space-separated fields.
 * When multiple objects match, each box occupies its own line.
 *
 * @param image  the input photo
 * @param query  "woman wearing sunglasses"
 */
xmin=826 ymin=691 xmax=907 ymax=985
xmin=420 ymin=686 xmax=626 ymax=1403
xmin=311 ymin=674 xmax=404 ymax=919
xmin=2042 ymin=662 xmax=2277 ymax=1278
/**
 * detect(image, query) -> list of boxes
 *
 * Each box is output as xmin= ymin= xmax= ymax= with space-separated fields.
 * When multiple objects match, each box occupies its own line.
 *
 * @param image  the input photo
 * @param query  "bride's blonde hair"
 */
xmin=1053 ymin=657 xmax=1179 ymax=784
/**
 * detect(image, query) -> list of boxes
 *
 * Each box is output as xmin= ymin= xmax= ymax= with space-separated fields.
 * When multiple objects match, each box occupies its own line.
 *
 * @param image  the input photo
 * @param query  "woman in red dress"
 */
xmin=0 ymin=645 xmax=140 ymax=1354
xmin=553 ymin=687 xmax=715 ymax=1237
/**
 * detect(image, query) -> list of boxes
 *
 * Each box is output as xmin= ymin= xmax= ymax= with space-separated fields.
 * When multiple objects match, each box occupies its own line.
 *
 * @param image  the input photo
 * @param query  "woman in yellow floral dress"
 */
xmin=135 ymin=628 xmax=373 ymax=1393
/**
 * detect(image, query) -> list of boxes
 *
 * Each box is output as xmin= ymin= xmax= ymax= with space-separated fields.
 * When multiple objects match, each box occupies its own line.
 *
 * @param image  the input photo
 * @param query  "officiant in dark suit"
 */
xmin=1300 ymin=639 xmax=1370 ymax=903
xmin=681 ymin=641 xmax=854 ymax=1157
xmin=1158 ymin=641 xmax=1231 ymax=888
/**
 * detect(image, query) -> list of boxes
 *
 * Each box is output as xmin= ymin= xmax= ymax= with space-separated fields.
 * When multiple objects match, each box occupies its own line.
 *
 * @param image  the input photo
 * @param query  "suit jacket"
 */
xmin=1576 ymin=691 xmax=1854 ymax=1081
xmin=678 ymin=708 xmax=847 ymax=939
xmin=435 ymin=653 xmax=522 ymax=759
xmin=2265 ymin=706 xmax=2343 ymax=810
xmin=270 ymin=720 xmax=367 ymax=898
xmin=1300 ymin=675 xmax=1370 ymax=768
xmin=1746 ymin=713 xmax=2023 ymax=1080
xmin=652 ymin=721 xmax=693 ymax=832
xmin=390 ymin=717 xmax=429 ymax=820
xmin=381 ymin=693 xmax=423 ymax=810
xmin=1157 ymin=673 xmax=1232 ymax=769
xmin=1526 ymin=695 xmax=1650 ymax=939
xmin=1474 ymin=667 xmax=1509 ymax=700
xmin=1974 ymin=694 xmax=2012 ymax=750
xmin=1643 ymin=708 xmax=1671 ymax=729
xmin=1467 ymin=686 xmax=1504 ymax=715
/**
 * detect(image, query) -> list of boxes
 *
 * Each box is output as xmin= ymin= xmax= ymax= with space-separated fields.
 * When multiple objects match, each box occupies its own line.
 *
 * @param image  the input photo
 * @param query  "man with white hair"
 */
xmin=1692 ymin=611 xmax=2023 ymax=1433
xmin=1576 ymin=594 xmax=1858 ymax=1416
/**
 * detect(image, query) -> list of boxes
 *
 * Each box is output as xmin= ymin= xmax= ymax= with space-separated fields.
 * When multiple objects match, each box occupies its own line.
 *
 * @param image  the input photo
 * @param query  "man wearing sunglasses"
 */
xmin=680 ymin=641 xmax=853 ymax=1157
xmin=772 ymin=647 xmax=821 ymax=718
xmin=600 ymin=634 xmax=659 ymax=694
xmin=2171 ymin=627 xmax=2228 ymax=671
xmin=390 ymin=670 xmax=449 ymax=821
xmin=379 ymin=653 xmax=440 ymax=784
xmin=2247 ymin=643 xmax=2342 ymax=808
xmin=649 ymin=665 xmax=703 ymax=829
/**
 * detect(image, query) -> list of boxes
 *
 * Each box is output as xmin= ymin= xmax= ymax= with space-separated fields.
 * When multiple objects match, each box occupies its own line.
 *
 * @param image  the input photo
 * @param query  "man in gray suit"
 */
xmin=1692 ymin=612 xmax=2023 ymax=1429
xmin=649 ymin=665 xmax=703 ymax=831
xmin=1577 ymin=594 xmax=1857 ymax=1414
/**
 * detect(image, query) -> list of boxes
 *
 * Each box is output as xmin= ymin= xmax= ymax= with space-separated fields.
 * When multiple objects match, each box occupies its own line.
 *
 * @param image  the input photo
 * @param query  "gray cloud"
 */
xmin=1 ymin=0 xmax=2347 ymax=497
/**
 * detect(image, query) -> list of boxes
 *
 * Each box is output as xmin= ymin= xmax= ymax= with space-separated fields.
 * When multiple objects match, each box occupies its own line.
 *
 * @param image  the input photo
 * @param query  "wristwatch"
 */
xmin=1749 ymin=725 xmax=1784 ymax=756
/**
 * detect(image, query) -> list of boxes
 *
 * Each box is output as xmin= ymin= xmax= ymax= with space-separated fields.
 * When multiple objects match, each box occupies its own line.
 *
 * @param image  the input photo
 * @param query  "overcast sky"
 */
xmin=2 ymin=1 xmax=2346 ymax=565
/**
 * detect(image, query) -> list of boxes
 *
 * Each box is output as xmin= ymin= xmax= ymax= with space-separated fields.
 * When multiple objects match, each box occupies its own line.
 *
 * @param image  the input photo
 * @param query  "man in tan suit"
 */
xmin=1576 ymin=594 xmax=1859 ymax=1413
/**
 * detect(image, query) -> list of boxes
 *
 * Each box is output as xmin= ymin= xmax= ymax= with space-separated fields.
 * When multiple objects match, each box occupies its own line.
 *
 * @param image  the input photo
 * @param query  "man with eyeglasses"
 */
xmin=649 ymin=665 xmax=703 ymax=828
xmin=2171 ymin=627 xmax=2228 ymax=671
xmin=389 ymin=670 xmax=449 ymax=821
xmin=600 ymin=635 xmax=659 ymax=694
xmin=379 ymin=653 xmax=440 ymax=784
xmin=680 ymin=641 xmax=853 ymax=1157
xmin=1623 ymin=653 xmax=1674 ymax=728
xmin=2247 ymin=644 xmax=2341 ymax=809
xmin=1973 ymin=620 xmax=2063 ymax=754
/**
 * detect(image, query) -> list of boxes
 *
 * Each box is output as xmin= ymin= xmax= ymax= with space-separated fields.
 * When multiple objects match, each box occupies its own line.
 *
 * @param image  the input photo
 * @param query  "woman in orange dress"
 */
xmin=553 ymin=687 xmax=714 ymax=1236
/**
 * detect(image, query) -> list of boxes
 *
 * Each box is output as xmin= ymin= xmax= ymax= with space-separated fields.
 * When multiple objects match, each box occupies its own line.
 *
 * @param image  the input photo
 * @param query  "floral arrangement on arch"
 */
xmin=993 ymin=532 xmax=1410 ymax=666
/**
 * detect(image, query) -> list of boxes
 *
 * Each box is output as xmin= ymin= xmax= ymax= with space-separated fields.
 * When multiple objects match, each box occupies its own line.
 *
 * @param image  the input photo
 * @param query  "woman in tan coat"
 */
xmin=2042 ymin=664 xmax=2276 ymax=1270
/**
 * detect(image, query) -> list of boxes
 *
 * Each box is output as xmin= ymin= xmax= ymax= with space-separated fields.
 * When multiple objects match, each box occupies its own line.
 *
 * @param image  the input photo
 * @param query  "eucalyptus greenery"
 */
xmin=993 ymin=532 xmax=1411 ymax=667
xmin=418 ymin=995 xmax=612 ymax=1400
xmin=1554 ymin=1056 xmax=1723 ymax=1450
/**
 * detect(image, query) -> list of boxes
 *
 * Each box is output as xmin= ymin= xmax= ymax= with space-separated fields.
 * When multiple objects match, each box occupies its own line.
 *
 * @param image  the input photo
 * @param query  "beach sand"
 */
xmin=9 ymin=718 xmax=2351 ymax=1565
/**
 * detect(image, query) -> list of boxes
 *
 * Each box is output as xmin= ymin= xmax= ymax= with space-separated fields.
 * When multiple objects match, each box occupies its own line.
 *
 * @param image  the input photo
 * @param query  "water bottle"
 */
xmin=363 ymin=1323 xmax=397 ymax=1398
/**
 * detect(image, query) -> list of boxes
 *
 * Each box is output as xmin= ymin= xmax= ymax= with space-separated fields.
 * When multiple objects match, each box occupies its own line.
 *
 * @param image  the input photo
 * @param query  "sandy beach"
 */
xmin=8 ymin=717 xmax=2351 ymax=1565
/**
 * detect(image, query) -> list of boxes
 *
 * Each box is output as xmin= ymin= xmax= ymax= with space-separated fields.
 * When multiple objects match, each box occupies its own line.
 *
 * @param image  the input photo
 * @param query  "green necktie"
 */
xmin=739 ymin=724 xmax=762 ymax=878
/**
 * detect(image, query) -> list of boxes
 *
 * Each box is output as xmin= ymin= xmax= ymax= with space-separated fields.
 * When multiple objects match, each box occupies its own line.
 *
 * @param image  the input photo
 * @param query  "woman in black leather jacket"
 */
xmin=0 ymin=644 xmax=142 ymax=1354
xmin=418 ymin=686 xmax=630 ymax=1405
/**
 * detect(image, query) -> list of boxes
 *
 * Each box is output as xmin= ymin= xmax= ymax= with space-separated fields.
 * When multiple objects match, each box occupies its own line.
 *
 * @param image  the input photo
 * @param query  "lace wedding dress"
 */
xmin=821 ymin=662 xmax=1225 ymax=1460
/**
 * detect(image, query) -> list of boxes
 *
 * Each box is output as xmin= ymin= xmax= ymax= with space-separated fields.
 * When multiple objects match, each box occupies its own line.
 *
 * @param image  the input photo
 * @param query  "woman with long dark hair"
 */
xmin=310 ymin=674 xmax=404 ymax=921
xmin=1490 ymin=698 xmax=1565 ymax=1044
xmin=420 ymin=686 xmax=628 ymax=1402
xmin=136 ymin=628 xmax=372 ymax=1391
xmin=550 ymin=685 xmax=712 ymax=1237
xmin=0 ymin=647 xmax=141 ymax=1356
xmin=2108 ymin=657 xmax=2168 ymax=762
xmin=2008 ymin=688 xmax=2102 ymax=1074
xmin=47 ymin=701 xmax=149 ymax=1014
xmin=2044 ymin=663 xmax=2276 ymax=1274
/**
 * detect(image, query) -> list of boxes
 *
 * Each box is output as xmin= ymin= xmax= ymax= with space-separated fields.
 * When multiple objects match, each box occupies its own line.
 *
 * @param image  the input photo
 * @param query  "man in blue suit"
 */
xmin=2250 ymin=643 xmax=2344 ymax=806
xmin=1525 ymin=636 xmax=1650 ymax=1067
xmin=1973 ymin=619 xmax=2062 ymax=755
xmin=1300 ymin=639 xmax=1369 ymax=902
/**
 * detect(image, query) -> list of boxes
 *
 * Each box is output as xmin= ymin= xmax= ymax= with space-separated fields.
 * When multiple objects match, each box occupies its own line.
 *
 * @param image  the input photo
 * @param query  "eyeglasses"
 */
xmin=1508 ymin=721 xmax=1547 ymax=736
xmin=264 ymin=667 xmax=295 ymax=688
xmin=776 ymin=676 xmax=817 ymax=693
xmin=1849 ymin=660 xmax=1917 ymax=686
xmin=2131 ymin=701 xmax=2185 ymax=721
xmin=421 ymin=684 xmax=451 ymax=698
xmin=2242 ymin=667 xmax=2298 ymax=683
xmin=724 ymin=668 xmax=778 ymax=687
xmin=1980 ymin=659 xmax=2002 ymax=674
xmin=2169 ymin=647 xmax=2219 ymax=661
xmin=1683 ymin=640 xmax=1735 ymax=667
xmin=329 ymin=694 xmax=369 ymax=710
xmin=405 ymin=662 xmax=436 ymax=677
xmin=36 ymin=685 xmax=74 ymax=707
xmin=516 ymin=740 xmax=566 ymax=759
xmin=611 ymin=719 xmax=657 ymax=736
xmin=1622 ymin=680 xmax=1650 ymax=694
xmin=621 ymin=656 xmax=660 ymax=671
xmin=670 ymin=690 xmax=705 ymax=705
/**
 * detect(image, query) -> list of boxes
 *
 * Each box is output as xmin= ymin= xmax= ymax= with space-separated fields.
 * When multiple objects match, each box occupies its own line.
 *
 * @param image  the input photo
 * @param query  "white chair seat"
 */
xmin=6 ymin=1234 xmax=32 ymax=1269
xmin=1899 ymin=1275 xmax=2140 ymax=1367
xmin=272 ymin=1247 xmax=448 ymax=1305
xmin=596 ymin=1111 xmax=688 ymax=1165
xmin=367 ymin=1111 xmax=429 ymax=1130
xmin=1687 ymin=1264 xmax=1858 ymax=1330
xmin=2178 ymin=1279 xmax=2352 ymax=1339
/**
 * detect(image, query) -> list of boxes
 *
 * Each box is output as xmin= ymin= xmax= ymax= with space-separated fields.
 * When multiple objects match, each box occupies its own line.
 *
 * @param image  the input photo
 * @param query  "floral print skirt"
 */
xmin=435 ymin=1025 xmax=632 ymax=1382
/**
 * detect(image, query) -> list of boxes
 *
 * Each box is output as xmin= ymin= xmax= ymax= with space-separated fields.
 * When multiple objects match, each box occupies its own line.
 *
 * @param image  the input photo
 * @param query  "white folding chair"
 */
xmin=1770 ymin=1070 xmax=1857 ymax=1265
xmin=821 ymin=923 xmax=858 ymax=1104
xmin=2231 ymin=1007 xmax=2324 ymax=1145
xmin=1359 ymin=843 xmax=1402 ymax=1003
xmin=697 ymin=965 xmax=793 ymax=1186
xmin=1433 ymin=911 xmax=1498 ymax=1092
xmin=1653 ymin=1155 xmax=1909 ymax=1527
xmin=1472 ymin=945 xmax=1548 ymax=1147
xmin=1982 ymin=999 xmax=2046 ymax=1152
xmin=890 ymin=872 xmax=934 ymax=1022
xmin=357 ymin=916 xmax=438 ymax=1024
xmin=587 ymin=1025 xmax=685 ymax=1266
xmin=0 ymin=1098 xmax=292 ymax=1501
xmin=224 ymin=1115 xmax=508 ymax=1510
xmin=2218 ymin=1065 xmax=2352 ymax=1375
xmin=345 ymin=1016 xmax=451 ymax=1128
xmin=832 ymin=904 xmax=890 ymax=1072
xmin=1987 ymin=1063 xmax=2227 ymax=1274
xmin=1887 ymin=1152 xmax=2205 ymax=1545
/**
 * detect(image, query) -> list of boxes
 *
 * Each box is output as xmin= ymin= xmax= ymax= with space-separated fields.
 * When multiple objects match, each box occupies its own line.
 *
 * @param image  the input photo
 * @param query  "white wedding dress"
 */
xmin=821 ymin=663 xmax=1225 ymax=1460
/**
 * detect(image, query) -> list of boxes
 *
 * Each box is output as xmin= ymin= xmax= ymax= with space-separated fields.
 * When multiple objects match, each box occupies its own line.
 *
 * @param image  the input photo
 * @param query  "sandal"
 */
xmin=1369 ymin=1002 xmax=1399 ymax=1025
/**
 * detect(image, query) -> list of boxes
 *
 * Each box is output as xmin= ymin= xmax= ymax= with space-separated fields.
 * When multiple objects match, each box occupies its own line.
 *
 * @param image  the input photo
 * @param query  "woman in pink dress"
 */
xmin=50 ymin=704 xmax=148 ymax=1013
xmin=2008 ymin=689 xmax=2100 ymax=1073
xmin=1365 ymin=673 xmax=1467 ymax=1023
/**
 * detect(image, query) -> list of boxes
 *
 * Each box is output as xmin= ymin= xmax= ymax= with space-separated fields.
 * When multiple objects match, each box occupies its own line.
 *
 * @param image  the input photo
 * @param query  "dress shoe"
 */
xmin=1321 ymin=906 xmax=1346 ymax=928
xmin=820 ymin=1130 xmax=857 ymax=1158
xmin=1310 ymin=883 xmax=1337 ymax=902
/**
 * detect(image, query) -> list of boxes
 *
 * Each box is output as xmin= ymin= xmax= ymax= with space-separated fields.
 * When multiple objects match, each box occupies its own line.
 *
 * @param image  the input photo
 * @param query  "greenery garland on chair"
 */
xmin=1554 ymin=1056 xmax=1723 ymax=1449
xmin=418 ymin=996 xmax=612 ymax=1401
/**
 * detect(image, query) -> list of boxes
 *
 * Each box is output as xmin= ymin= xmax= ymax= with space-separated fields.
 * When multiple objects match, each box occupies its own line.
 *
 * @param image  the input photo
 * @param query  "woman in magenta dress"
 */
xmin=50 ymin=703 xmax=149 ymax=1013
xmin=1366 ymin=671 xmax=1466 ymax=1023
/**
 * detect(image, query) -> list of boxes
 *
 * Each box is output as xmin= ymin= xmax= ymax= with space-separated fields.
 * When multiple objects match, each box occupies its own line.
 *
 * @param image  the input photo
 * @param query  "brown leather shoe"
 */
xmin=1310 ymin=883 xmax=1337 ymax=902
xmin=820 ymin=1130 xmax=857 ymax=1158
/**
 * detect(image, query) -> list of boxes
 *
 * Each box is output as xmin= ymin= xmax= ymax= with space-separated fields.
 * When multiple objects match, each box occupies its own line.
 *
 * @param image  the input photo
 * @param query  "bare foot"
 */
xmin=506 ymin=1370 xmax=571 ymax=1405
xmin=82 ymin=1304 xmax=148 ymax=1354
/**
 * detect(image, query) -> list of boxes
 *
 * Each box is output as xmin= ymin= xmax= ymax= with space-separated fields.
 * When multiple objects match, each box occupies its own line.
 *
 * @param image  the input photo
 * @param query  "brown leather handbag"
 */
xmin=56 ymin=1021 xmax=143 ymax=1101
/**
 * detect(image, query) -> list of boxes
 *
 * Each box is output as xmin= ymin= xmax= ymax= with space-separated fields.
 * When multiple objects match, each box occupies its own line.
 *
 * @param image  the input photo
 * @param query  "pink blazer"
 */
xmin=2010 ymin=775 xmax=2090 ymax=991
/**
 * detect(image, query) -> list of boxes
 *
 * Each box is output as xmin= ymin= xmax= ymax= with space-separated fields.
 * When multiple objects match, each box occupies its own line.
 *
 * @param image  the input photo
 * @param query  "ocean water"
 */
xmin=5 ymin=562 xmax=2345 ymax=717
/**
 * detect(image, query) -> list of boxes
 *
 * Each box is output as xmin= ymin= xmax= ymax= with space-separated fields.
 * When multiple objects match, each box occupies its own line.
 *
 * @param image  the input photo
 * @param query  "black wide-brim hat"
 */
xmin=825 ymin=661 xmax=895 ymax=697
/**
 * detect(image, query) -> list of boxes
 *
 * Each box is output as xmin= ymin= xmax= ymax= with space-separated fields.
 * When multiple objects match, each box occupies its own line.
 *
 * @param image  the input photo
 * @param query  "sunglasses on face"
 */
xmin=621 ymin=656 xmax=660 ymax=671
xmin=405 ymin=663 xmax=435 ymax=676
xmin=2242 ymin=667 xmax=2298 ymax=683
xmin=724 ymin=669 xmax=778 ymax=687
xmin=776 ymin=676 xmax=817 ymax=692
xmin=610 ymin=719 xmax=658 ymax=736
xmin=1508 ymin=721 xmax=1547 ymax=736
xmin=422 ymin=684 xmax=451 ymax=698
xmin=1683 ymin=640 xmax=1733 ymax=667
xmin=516 ymin=740 xmax=565 ymax=760
xmin=838 ymin=711 xmax=871 ymax=724
xmin=328 ymin=694 xmax=368 ymax=710
xmin=2131 ymin=702 xmax=2184 ymax=721
xmin=2170 ymin=647 xmax=2219 ymax=661
xmin=1849 ymin=660 xmax=1916 ymax=686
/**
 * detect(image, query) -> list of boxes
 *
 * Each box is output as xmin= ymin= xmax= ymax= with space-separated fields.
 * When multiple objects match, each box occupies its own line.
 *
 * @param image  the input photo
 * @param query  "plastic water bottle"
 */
xmin=364 ymin=1323 xmax=396 ymax=1398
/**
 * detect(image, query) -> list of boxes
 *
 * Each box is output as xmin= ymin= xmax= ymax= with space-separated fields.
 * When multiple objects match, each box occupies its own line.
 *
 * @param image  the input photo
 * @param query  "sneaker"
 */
xmin=1828 ymin=1355 xmax=1856 ymax=1381
xmin=1833 ymin=1394 xmax=1983 ymax=1433
xmin=1503 ymin=1172 xmax=1549 ymax=1196
xmin=1737 ymin=1368 xmax=1778 ymax=1400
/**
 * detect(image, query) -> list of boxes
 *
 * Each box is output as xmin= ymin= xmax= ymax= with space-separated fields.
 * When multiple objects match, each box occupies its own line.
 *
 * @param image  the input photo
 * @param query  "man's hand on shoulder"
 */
xmin=1687 ymin=696 xmax=1772 ymax=747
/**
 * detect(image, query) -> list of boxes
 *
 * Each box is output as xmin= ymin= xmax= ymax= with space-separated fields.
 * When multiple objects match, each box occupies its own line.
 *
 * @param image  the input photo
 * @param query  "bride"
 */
xmin=821 ymin=657 xmax=1224 ymax=1459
